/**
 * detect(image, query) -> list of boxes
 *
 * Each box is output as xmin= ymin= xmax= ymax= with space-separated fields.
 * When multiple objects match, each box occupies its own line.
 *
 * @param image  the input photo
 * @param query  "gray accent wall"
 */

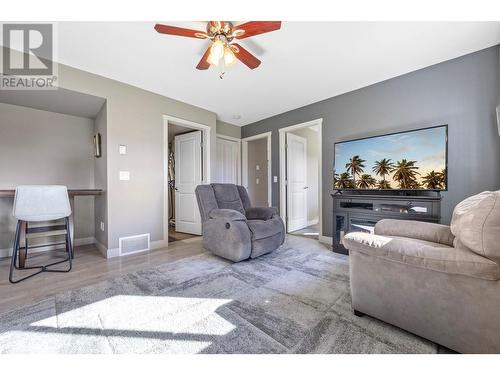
xmin=216 ymin=120 xmax=241 ymax=138
xmin=242 ymin=45 xmax=500 ymax=237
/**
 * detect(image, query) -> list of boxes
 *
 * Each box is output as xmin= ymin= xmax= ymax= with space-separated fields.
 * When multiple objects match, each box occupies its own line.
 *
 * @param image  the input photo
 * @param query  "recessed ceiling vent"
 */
xmin=119 ymin=233 xmax=150 ymax=256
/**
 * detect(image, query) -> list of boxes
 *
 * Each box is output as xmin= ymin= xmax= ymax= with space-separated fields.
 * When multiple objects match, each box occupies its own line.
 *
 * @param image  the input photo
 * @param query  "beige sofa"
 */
xmin=342 ymin=191 xmax=500 ymax=353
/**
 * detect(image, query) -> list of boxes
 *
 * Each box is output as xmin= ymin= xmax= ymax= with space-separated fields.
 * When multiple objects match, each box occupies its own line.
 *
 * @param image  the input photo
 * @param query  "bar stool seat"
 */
xmin=9 ymin=185 xmax=74 ymax=284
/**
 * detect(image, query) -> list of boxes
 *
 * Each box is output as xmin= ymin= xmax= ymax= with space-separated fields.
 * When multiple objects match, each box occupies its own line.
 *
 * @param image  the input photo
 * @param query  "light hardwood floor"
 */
xmin=0 ymin=237 xmax=205 ymax=314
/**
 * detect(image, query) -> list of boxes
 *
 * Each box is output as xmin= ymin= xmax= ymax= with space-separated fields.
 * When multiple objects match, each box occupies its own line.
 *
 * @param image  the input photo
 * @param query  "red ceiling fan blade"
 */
xmin=232 ymin=43 xmax=261 ymax=69
xmin=196 ymin=46 xmax=212 ymax=70
xmin=233 ymin=21 xmax=281 ymax=39
xmin=154 ymin=24 xmax=207 ymax=39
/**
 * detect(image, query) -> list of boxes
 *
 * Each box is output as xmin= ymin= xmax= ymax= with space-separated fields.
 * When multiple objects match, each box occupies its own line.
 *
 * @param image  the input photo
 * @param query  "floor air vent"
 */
xmin=119 ymin=233 xmax=150 ymax=256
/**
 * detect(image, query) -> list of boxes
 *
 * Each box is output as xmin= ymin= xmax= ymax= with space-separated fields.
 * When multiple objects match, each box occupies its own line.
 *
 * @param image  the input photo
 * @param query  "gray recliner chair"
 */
xmin=195 ymin=183 xmax=285 ymax=262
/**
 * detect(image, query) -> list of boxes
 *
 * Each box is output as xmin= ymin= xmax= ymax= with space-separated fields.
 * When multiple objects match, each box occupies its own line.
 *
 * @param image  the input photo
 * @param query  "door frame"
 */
xmin=279 ymin=118 xmax=323 ymax=237
xmin=163 ymin=115 xmax=211 ymax=245
xmin=241 ymin=132 xmax=272 ymax=207
xmin=216 ymin=134 xmax=242 ymax=185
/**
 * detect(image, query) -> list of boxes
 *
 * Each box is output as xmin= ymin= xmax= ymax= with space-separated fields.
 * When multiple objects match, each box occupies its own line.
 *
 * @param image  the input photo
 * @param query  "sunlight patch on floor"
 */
xmin=0 ymin=294 xmax=241 ymax=353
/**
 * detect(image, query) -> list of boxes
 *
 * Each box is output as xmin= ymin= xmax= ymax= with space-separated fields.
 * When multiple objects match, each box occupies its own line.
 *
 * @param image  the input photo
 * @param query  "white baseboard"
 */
xmin=0 ymin=236 xmax=96 ymax=259
xmin=319 ymin=235 xmax=332 ymax=245
xmin=94 ymin=240 xmax=108 ymax=258
xmin=74 ymin=237 xmax=96 ymax=246
xmin=106 ymin=247 xmax=120 ymax=259
xmin=150 ymin=239 xmax=169 ymax=250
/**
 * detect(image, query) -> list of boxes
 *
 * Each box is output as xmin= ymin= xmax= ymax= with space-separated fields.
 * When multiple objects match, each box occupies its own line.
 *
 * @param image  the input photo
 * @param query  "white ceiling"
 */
xmin=55 ymin=22 xmax=500 ymax=126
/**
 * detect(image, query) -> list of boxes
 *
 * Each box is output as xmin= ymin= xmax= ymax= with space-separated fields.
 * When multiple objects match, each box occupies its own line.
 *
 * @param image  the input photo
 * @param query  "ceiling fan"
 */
xmin=154 ymin=21 xmax=281 ymax=70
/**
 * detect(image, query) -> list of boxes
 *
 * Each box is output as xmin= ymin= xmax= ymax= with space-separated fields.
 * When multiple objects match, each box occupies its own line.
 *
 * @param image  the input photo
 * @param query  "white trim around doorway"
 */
xmin=279 ymin=118 xmax=323 ymax=237
xmin=242 ymin=131 xmax=272 ymax=207
xmin=163 ymin=115 xmax=211 ymax=246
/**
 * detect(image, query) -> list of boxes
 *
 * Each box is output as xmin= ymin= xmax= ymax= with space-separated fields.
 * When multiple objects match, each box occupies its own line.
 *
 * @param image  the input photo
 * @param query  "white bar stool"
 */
xmin=9 ymin=185 xmax=73 ymax=284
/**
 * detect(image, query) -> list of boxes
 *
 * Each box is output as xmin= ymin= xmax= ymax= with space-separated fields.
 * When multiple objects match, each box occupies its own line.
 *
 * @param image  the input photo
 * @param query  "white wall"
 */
xmin=216 ymin=120 xmax=241 ymax=139
xmin=94 ymin=103 xmax=108 ymax=247
xmin=45 ymin=50 xmax=218 ymax=251
xmin=289 ymin=127 xmax=320 ymax=224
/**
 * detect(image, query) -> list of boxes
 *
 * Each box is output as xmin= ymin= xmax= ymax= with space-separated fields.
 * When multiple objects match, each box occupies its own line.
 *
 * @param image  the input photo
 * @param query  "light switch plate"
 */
xmin=100 ymin=221 xmax=105 ymax=231
xmin=256 ymin=165 xmax=260 ymax=171
xmin=119 ymin=145 xmax=127 ymax=155
xmin=256 ymin=178 xmax=260 ymax=185
xmin=119 ymin=171 xmax=130 ymax=181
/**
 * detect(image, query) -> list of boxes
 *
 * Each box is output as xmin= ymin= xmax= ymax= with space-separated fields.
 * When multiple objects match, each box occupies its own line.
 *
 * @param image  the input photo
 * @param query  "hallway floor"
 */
xmin=289 ymin=223 xmax=320 ymax=240
xmin=168 ymin=225 xmax=199 ymax=243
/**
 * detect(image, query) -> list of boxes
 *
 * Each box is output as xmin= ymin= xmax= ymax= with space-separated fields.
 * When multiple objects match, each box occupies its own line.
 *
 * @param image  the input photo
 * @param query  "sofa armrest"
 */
xmin=245 ymin=207 xmax=279 ymax=220
xmin=209 ymin=208 xmax=247 ymax=221
xmin=374 ymin=219 xmax=455 ymax=246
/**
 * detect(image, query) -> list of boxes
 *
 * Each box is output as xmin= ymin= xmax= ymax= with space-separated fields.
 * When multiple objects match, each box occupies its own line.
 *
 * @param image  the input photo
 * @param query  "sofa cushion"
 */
xmin=375 ymin=219 xmax=455 ymax=247
xmin=343 ymin=232 xmax=500 ymax=281
xmin=247 ymin=217 xmax=283 ymax=241
xmin=211 ymin=183 xmax=245 ymax=215
xmin=450 ymin=190 xmax=500 ymax=264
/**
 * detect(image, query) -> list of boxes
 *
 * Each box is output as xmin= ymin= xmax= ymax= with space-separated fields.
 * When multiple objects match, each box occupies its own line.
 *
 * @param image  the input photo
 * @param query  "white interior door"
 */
xmin=215 ymin=137 xmax=240 ymax=184
xmin=286 ymin=132 xmax=308 ymax=232
xmin=175 ymin=131 xmax=202 ymax=235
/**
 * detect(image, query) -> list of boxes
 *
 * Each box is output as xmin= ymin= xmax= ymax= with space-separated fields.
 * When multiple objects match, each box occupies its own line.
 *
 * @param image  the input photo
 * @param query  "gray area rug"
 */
xmin=0 ymin=242 xmax=439 ymax=353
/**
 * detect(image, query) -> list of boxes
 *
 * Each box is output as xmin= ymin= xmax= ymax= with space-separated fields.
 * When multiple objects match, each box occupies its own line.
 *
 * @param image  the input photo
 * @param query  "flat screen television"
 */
xmin=334 ymin=125 xmax=448 ymax=191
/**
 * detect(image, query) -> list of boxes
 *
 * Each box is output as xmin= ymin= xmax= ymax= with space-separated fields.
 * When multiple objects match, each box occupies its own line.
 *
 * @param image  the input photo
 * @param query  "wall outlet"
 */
xmin=256 ymin=165 xmax=260 ymax=171
xmin=100 ymin=221 xmax=105 ymax=231
xmin=119 ymin=145 xmax=127 ymax=155
xmin=119 ymin=171 xmax=130 ymax=181
xmin=273 ymin=176 xmax=278 ymax=183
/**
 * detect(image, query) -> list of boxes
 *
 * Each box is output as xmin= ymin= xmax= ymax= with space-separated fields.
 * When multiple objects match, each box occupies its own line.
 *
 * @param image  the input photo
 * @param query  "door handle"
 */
xmin=303 ymin=186 xmax=309 ymax=189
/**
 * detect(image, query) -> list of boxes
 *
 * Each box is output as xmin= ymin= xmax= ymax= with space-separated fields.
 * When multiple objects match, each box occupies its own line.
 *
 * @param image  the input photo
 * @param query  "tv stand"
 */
xmin=331 ymin=191 xmax=441 ymax=255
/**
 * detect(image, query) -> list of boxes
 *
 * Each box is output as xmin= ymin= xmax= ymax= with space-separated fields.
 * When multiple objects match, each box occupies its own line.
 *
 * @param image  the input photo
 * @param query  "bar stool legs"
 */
xmin=9 ymin=217 xmax=73 ymax=284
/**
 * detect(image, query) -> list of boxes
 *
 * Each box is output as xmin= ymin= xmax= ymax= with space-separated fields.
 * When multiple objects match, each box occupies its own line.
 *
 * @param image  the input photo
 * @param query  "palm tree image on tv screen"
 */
xmin=334 ymin=126 xmax=447 ymax=190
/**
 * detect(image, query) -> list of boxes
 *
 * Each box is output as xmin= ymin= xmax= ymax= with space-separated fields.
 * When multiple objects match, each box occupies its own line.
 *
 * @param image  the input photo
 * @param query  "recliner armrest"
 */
xmin=374 ymin=219 xmax=455 ymax=247
xmin=245 ymin=207 xmax=279 ymax=220
xmin=209 ymin=209 xmax=247 ymax=221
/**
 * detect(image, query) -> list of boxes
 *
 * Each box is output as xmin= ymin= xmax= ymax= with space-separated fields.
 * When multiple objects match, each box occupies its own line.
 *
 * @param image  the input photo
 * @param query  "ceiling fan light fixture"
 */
xmin=210 ymin=40 xmax=225 ymax=60
xmin=207 ymin=51 xmax=220 ymax=66
xmin=155 ymin=21 xmax=281 ymax=70
xmin=223 ymin=46 xmax=236 ymax=66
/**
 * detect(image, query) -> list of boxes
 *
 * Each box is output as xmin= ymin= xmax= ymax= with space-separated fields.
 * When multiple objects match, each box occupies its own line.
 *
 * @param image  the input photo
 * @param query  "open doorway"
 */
xmin=279 ymin=119 xmax=323 ymax=241
xmin=164 ymin=116 xmax=211 ymax=244
xmin=242 ymin=132 xmax=272 ymax=207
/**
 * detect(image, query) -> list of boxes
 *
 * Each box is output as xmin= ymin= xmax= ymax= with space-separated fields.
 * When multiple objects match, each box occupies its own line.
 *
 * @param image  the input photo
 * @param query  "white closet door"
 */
xmin=175 ymin=131 xmax=202 ymax=235
xmin=215 ymin=137 xmax=240 ymax=184
xmin=287 ymin=132 xmax=308 ymax=232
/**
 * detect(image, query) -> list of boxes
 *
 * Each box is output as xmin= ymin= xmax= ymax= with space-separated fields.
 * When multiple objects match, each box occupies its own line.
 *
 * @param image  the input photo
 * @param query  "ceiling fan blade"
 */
xmin=154 ymin=24 xmax=207 ymax=39
xmin=196 ymin=46 xmax=212 ymax=70
xmin=233 ymin=21 xmax=281 ymax=39
xmin=232 ymin=43 xmax=261 ymax=69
